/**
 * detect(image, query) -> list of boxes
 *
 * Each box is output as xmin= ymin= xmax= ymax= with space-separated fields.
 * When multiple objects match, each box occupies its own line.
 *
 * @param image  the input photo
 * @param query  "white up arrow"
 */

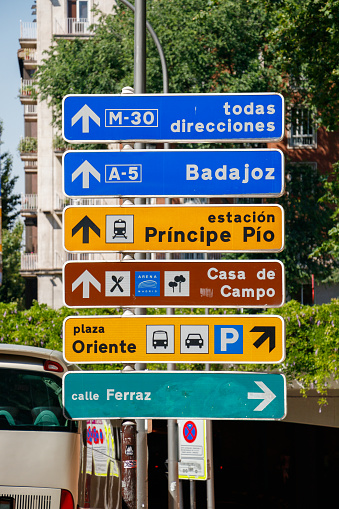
xmin=71 ymin=104 xmax=100 ymax=133
xmin=72 ymin=160 xmax=101 ymax=188
xmin=247 ymin=381 xmax=276 ymax=411
xmin=72 ymin=270 xmax=101 ymax=299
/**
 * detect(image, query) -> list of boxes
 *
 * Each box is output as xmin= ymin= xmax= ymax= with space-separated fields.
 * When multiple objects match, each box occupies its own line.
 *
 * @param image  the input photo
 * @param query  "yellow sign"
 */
xmin=63 ymin=315 xmax=285 ymax=364
xmin=63 ymin=204 xmax=284 ymax=253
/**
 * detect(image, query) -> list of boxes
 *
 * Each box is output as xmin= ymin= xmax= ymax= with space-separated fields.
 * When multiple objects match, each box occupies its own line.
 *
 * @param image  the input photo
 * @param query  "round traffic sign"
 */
xmin=183 ymin=421 xmax=197 ymax=443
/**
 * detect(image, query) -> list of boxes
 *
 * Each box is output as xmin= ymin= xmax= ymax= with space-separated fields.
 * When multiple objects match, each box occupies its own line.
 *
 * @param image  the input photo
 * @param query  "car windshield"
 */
xmin=0 ymin=367 xmax=77 ymax=432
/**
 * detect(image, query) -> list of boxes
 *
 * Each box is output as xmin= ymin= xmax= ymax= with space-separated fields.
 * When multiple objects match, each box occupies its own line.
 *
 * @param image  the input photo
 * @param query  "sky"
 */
xmin=0 ymin=0 xmax=34 ymax=197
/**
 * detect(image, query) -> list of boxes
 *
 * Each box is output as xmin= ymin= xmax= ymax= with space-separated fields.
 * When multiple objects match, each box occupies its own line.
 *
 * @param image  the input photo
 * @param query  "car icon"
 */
xmin=185 ymin=333 xmax=204 ymax=348
xmin=152 ymin=330 xmax=168 ymax=349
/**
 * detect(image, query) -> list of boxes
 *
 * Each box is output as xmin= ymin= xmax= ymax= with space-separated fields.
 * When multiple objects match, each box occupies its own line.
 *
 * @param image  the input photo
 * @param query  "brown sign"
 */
xmin=63 ymin=260 xmax=284 ymax=309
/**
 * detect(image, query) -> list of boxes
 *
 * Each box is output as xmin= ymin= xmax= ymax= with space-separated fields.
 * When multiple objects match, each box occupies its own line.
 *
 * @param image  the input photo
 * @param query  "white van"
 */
xmin=0 ymin=345 xmax=121 ymax=509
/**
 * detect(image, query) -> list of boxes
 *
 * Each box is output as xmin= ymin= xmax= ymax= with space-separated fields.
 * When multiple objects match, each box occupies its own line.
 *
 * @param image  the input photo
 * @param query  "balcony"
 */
xmin=21 ymin=252 xmax=38 ymax=272
xmin=21 ymin=194 xmax=38 ymax=217
xmin=18 ymin=48 xmax=37 ymax=70
xmin=19 ymin=21 xmax=37 ymax=46
xmin=18 ymin=137 xmax=37 ymax=163
xmin=54 ymin=18 xmax=92 ymax=37
xmin=24 ymin=104 xmax=37 ymax=117
xmin=20 ymin=79 xmax=37 ymax=104
xmin=54 ymin=193 xmax=106 ymax=213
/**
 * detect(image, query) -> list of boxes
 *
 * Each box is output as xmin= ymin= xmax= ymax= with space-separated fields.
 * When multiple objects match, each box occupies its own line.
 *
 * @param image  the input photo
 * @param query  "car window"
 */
xmin=0 ymin=367 xmax=77 ymax=431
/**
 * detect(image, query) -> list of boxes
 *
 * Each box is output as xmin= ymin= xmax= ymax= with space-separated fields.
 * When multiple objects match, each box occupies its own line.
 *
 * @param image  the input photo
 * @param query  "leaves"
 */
xmin=0 ymin=222 xmax=25 ymax=305
xmin=268 ymin=0 xmax=339 ymax=130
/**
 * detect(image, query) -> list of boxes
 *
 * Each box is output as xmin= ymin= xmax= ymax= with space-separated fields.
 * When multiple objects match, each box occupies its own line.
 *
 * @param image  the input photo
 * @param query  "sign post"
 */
xmin=62 ymin=93 xmax=284 ymax=143
xmin=63 ymin=314 xmax=285 ymax=365
xmin=63 ymin=204 xmax=284 ymax=253
xmin=63 ymin=371 xmax=287 ymax=421
xmin=178 ymin=419 xmax=208 ymax=481
xmin=63 ymin=259 xmax=285 ymax=309
xmin=63 ymin=149 xmax=284 ymax=198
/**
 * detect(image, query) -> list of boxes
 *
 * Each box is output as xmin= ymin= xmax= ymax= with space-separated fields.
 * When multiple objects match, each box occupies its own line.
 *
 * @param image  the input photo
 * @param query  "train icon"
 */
xmin=113 ymin=219 xmax=127 ymax=239
xmin=106 ymin=215 xmax=134 ymax=244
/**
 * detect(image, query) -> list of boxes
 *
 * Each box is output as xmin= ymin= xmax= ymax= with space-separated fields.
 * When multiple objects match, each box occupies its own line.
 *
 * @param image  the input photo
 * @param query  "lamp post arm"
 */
xmin=117 ymin=0 xmax=169 ymax=93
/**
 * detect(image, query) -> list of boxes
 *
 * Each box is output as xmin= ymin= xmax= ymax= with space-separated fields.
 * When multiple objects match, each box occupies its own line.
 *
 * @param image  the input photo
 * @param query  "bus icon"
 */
xmin=152 ymin=330 xmax=168 ymax=349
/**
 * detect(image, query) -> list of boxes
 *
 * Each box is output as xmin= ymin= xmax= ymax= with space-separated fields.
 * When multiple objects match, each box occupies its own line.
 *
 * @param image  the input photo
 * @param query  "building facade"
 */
xmin=18 ymin=0 xmax=116 ymax=308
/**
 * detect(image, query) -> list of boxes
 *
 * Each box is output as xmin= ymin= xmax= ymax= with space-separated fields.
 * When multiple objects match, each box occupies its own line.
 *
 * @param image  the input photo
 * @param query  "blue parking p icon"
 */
xmin=214 ymin=325 xmax=243 ymax=354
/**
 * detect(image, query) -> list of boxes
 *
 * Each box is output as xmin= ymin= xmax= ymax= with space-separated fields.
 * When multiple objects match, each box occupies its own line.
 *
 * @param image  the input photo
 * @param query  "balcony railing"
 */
xmin=20 ymin=21 xmax=37 ymax=40
xmin=18 ymin=136 xmax=37 ymax=154
xmin=55 ymin=193 xmax=106 ymax=210
xmin=22 ymin=48 xmax=37 ymax=61
xmin=20 ymin=79 xmax=38 ymax=97
xmin=21 ymin=194 xmax=38 ymax=211
xmin=24 ymin=104 xmax=37 ymax=115
xmin=21 ymin=253 xmax=38 ymax=271
xmin=54 ymin=18 xmax=92 ymax=35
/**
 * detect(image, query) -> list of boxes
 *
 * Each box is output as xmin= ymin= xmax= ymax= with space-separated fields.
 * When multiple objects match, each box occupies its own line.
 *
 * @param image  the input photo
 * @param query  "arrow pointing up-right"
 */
xmin=251 ymin=326 xmax=276 ymax=352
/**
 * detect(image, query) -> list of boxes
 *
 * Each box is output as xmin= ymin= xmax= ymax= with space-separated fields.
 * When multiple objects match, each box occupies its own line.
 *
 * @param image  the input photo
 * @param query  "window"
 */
xmin=0 ymin=368 xmax=76 ymax=431
xmin=78 ymin=0 xmax=88 ymax=19
xmin=289 ymin=108 xmax=317 ymax=148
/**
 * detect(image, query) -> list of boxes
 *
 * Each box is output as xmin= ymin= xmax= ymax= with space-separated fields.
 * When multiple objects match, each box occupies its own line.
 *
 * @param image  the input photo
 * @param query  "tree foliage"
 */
xmin=0 ymin=120 xmax=20 ymax=229
xmin=271 ymin=162 xmax=335 ymax=296
xmin=37 ymin=0 xmax=283 ymax=130
xmin=269 ymin=0 xmax=339 ymax=130
xmin=1 ymin=300 xmax=339 ymax=403
xmin=0 ymin=222 xmax=25 ymax=305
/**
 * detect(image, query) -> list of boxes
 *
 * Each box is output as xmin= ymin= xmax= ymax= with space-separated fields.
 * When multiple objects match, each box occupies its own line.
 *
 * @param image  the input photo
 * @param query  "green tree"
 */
xmin=311 ymin=161 xmax=339 ymax=282
xmin=0 ymin=221 xmax=25 ymax=305
xmin=268 ymin=0 xmax=339 ymax=130
xmin=0 ymin=120 xmax=20 ymax=229
xmin=272 ymin=163 xmax=335 ymax=296
xmin=37 ymin=0 xmax=283 ymax=130
xmin=229 ymin=163 xmax=336 ymax=296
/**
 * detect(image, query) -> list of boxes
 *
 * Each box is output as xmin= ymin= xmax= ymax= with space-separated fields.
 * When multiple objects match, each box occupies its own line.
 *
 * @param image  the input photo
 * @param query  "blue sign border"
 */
xmin=62 ymin=93 xmax=285 ymax=143
xmin=63 ymin=149 xmax=284 ymax=198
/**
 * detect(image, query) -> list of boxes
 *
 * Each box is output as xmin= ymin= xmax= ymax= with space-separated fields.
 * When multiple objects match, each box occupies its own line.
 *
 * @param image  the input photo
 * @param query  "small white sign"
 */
xmin=105 ymin=271 xmax=131 ymax=296
xmin=164 ymin=271 xmax=190 ymax=296
xmin=105 ymin=215 xmax=134 ymax=243
xmin=146 ymin=324 xmax=175 ymax=354
xmin=180 ymin=325 xmax=209 ymax=354
xmin=178 ymin=419 xmax=207 ymax=480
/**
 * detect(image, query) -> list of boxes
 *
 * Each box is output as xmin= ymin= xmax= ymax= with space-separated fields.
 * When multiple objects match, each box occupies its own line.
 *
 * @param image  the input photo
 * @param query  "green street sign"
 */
xmin=63 ymin=371 xmax=286 ymax=420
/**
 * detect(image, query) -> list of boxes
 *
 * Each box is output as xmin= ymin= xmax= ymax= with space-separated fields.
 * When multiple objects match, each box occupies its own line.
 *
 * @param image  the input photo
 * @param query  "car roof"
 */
xmin=0 ymin=344 xmax=79 ymax=373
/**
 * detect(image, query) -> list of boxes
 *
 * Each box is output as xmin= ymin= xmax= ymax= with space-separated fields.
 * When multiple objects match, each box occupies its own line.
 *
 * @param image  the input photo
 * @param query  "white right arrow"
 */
xmin=247 ymin=381 xmax=276 ymax=411
xmin=71 ymin=104 xmax=100 ymax=133
xmin=72 ymin=270 xmax=101 ymax=299
xmin=72 ymin=160 xmax=101 ymax=188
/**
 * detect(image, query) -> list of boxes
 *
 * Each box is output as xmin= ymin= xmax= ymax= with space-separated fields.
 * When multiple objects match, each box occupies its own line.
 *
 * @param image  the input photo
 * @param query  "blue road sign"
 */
xmin=62 ymin=93 xmax=284 ymax=143
xmin=63 ymin=371 xmax=286 ymax=420
xmin=63 ymin=149 xmax=284 ymax=198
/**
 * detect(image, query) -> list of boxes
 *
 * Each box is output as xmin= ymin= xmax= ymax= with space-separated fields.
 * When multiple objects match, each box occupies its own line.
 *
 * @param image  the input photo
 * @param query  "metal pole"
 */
xmin=134 ymin=3 xmax=148 ymax=508
xmin=205 ymin=367 xmax=215 ymax=509
xmin=167 ymin=362 xmax=179 ymax=509
xmin=122 ymin=421 xmax=137 ymax=509
xmin=189 ymin=481 xmax=196 ymax=509
xmin=118 ymin=0 xmax=168 ymax=94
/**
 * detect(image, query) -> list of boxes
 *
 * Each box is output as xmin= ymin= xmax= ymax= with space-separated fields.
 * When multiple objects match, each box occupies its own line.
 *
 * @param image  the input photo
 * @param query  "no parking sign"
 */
xmin=178 ymin=419 xmax=208 ymax=480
